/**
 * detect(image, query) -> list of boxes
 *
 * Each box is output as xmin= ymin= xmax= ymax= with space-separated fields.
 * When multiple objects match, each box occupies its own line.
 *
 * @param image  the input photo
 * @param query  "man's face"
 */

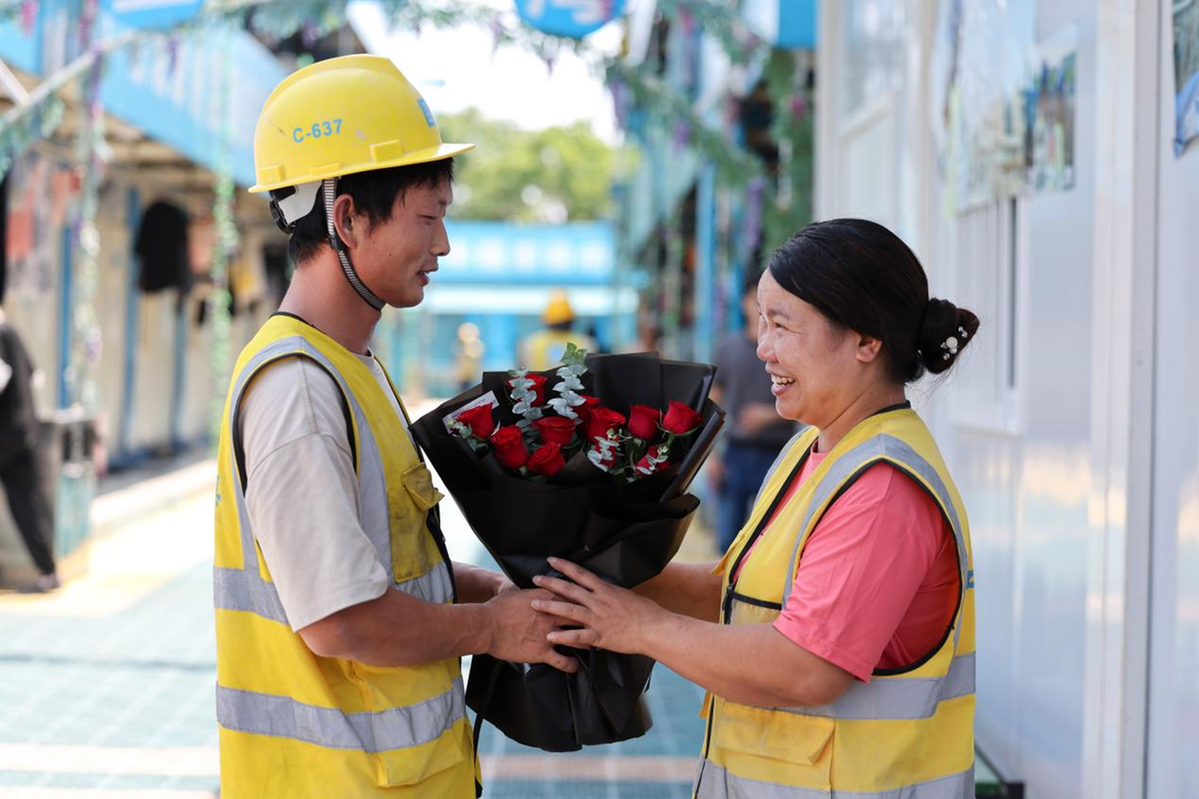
xmin=353 ymin=177 xmax=452 ymax=309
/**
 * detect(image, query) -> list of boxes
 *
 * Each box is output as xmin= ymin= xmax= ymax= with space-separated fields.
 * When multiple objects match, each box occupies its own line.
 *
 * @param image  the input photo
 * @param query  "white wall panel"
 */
xmin=1146 ymin=1 xmax=1199 ymax=795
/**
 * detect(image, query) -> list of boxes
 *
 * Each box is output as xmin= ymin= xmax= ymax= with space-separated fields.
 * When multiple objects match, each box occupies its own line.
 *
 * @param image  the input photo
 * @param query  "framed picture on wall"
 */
xmin=1175 ymin=0 xmax=1199 ymax=156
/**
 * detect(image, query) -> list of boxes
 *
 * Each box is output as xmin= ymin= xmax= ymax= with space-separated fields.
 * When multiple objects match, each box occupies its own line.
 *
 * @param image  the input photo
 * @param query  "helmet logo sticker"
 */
xmin=292 ymin=119 xmax=344 ymax=143
xmin=417 ymin=98 xmax=436 ymax=127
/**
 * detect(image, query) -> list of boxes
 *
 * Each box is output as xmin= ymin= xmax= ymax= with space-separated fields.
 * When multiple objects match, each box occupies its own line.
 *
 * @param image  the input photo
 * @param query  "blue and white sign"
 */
xmin=741 ymin=0 xmax=817 ymax=50
xmin=438 ymin=221 xmax=616 ymax=286
xmin=514 ymin=0 xmax=626 ymax=39
xmin=100 ymin=0 xmax=206 ymax=32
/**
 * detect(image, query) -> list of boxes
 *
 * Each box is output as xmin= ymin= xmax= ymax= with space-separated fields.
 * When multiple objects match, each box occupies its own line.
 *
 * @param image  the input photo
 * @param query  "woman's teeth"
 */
xmin=771 ymin=375 xmax=795 ymax=386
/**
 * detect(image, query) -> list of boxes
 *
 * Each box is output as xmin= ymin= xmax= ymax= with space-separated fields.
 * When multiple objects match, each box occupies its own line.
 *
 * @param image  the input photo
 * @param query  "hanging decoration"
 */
xmin=0 ymin=95 xmax=65 ymax=182
xmin=64 ymin=0 xmax=108 ymax=414
xmin=605 ymin=61 xmax=761 ymax=189
xmin=208 ymin=23 xmax=238 ymax=447
xmin=760 ymin=49 xmax=814 ymax=253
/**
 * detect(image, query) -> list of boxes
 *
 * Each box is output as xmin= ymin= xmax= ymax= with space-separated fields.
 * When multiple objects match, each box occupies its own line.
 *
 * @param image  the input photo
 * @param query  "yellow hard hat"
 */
xmin=249 ymin=54 xmax=474 ymax=194
xmin=544 ymin=291 xmax=575 ymax=325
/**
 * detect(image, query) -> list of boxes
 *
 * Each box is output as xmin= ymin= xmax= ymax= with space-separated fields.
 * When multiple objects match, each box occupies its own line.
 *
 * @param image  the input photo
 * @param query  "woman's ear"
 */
xmin=855 ymin=334 xmax=883 ymax=364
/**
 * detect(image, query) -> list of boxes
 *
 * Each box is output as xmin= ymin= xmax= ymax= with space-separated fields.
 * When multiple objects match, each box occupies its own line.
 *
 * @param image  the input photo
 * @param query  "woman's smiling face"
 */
xmin=755 ymin=269 xmax=864 ymax=428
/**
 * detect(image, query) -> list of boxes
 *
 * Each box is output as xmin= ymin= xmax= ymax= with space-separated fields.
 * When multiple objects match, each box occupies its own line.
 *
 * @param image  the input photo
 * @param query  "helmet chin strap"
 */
xmin=323 ymin=178 xmax=386 ymax=312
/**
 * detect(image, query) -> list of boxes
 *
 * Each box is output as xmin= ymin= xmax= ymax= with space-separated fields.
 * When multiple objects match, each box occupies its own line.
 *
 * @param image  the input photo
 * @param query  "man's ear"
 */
xmin=330 ymin=194 xmax=360 ymax=250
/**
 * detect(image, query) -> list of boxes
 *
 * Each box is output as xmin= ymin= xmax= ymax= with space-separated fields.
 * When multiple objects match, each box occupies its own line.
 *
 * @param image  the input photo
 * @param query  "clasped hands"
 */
xmin=486 ymin=557 xmax=665 ymax=672
xmin=529 ymin=557 xmax=665 ymax=657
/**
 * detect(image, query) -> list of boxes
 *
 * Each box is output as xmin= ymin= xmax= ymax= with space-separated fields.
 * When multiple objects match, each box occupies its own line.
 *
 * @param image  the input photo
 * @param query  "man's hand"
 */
xmin=483 ymin=588 xmax=579 ymax=673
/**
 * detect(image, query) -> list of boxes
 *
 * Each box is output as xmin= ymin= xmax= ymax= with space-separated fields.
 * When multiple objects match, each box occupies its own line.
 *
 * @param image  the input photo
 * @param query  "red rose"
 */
xmin=455 ymin=403 xmax=495 ymax=439
xmin=573 ymin=394 xmax=600 ymax=425
xmin=535 ymin=416 xmax=576 ymax=446
xmin=586 ymin=407 xmax=626 ymax=443
xmin=627 ymin=404 xmax=662 ymax=440
xmin=507 ymin=373 xmax=548 ymax=406
xmin=490 ymin=425 xmax=528 ymax=470
xmin=527 ymin=442 xmax=566 ymax=477
xmin=661 ymin=400 xmax=703 ymax=435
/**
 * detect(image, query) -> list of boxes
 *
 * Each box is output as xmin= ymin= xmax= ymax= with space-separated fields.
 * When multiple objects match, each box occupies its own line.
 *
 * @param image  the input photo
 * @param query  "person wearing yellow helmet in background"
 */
xmin=519 ymin=290 xmax=598 ymax=370
xmin=212 ymin=55 xmax=577 ymax=799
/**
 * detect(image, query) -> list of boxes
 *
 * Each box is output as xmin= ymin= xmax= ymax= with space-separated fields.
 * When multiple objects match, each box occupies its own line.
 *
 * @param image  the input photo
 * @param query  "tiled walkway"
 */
xmin=0 ymin=457 xmax=714 ymax=797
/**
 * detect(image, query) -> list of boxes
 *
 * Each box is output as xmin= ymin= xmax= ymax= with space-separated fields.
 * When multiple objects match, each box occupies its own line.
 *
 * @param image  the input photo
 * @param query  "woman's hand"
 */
xmin=531 ymin=557 xmax=668 ymax=655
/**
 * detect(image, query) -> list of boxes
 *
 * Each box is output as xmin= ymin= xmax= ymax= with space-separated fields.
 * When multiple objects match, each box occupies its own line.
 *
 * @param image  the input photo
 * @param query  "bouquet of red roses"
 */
xmin=411 ymin=347 xmax=724 ymax=752
xmin=445 ymin=344 xmax=706 ymax=488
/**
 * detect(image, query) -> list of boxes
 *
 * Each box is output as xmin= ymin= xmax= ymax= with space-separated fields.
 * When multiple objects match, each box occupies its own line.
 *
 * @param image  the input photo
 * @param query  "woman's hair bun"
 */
xmin=919 ymin=298 xmax=980 ymax=375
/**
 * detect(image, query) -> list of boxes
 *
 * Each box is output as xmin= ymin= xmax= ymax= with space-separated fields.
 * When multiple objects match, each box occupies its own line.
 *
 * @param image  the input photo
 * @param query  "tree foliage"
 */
xmin=438 ymin=109 xmax=616 ymax=222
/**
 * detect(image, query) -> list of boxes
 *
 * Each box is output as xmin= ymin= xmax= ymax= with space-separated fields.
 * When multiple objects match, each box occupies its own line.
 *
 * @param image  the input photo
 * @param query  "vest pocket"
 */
xmin=401 ymin=462 xmax=445 ymax=512
xmin=374 ymin=723 xmax=466 ymax=788
xmin=713 ymin=699 xmax=834 ymax=767
xmin=348 ymin=660 xmax=468 ymax=788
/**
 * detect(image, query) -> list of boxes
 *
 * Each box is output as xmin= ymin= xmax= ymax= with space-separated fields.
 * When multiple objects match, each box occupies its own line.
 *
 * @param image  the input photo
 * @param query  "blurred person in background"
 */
xmin=0 ymin=306 xmax=58 ymax=593
xmin=213 ymin=55 xmax=574 ymax=799
xmin=709 ymin=271 xmax=797 ymax=553
xmin=535 ymin=219 xmax=980 ymax=799
xmin=453 ymin=321 xmax=485 ymax=393
xmin=519 ymin=289 xmax=596 ymax=369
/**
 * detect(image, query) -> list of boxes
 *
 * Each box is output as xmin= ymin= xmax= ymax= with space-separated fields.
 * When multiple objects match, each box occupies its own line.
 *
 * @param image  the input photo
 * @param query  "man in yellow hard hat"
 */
xmin=212 ymin=55 xmax=576 ymax=799
xmin=519 ymin=289 xmax=598 ymax=370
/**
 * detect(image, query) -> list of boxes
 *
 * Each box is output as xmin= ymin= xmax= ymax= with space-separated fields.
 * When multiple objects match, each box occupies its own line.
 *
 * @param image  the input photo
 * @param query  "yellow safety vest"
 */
xmin=520 ymin=329 xmax=597 ymax=371
xmin=213 ymin=315 xmax=476 ymax=798
xmin=696 ymin=404 xmax=976 ymax=799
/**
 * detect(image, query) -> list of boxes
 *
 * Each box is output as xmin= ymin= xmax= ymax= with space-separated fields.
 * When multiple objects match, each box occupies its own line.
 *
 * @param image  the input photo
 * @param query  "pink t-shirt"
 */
xmin=735 ymin=448 xmax=960 ymax=683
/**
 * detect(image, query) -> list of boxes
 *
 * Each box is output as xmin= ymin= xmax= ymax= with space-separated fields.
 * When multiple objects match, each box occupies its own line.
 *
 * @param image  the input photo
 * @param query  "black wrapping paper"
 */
xmin=410 ymin=352 xmax=724 ymax=752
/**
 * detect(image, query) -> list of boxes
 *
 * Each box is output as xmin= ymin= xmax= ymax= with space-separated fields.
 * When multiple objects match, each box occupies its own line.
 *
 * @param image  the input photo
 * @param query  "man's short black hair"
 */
xmin=283 ymin=158 xmax=455 ymax=266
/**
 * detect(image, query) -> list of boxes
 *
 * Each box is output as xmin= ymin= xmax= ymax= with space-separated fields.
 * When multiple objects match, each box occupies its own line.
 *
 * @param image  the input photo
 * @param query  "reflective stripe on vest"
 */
xmin=213 ymin=337 xmax=454 ymax=629
xmin=216 ymin=677 xmax=466 ymax=753
xmin=215 ymin=559 xmax=454 ymax=625
xmin=695 ymin=764 xmax=975 ymax=799
xmin=772 ymin=652 xmax=975 ymax=721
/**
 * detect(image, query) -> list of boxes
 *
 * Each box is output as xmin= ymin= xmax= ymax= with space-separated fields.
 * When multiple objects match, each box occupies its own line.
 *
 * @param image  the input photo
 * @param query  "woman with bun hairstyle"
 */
xmin=533 ymin=218 xmax=981 ymax=798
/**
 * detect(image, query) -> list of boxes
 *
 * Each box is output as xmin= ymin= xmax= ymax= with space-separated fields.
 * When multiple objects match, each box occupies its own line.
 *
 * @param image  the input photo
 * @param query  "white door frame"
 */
xmin=1082 ymin=1 xmax=1160 ymax=798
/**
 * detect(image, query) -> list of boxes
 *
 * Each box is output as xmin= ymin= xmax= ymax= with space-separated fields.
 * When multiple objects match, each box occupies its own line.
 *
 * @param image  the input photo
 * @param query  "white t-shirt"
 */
xmin=238 ymin=350 xmax=413 ymax=632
